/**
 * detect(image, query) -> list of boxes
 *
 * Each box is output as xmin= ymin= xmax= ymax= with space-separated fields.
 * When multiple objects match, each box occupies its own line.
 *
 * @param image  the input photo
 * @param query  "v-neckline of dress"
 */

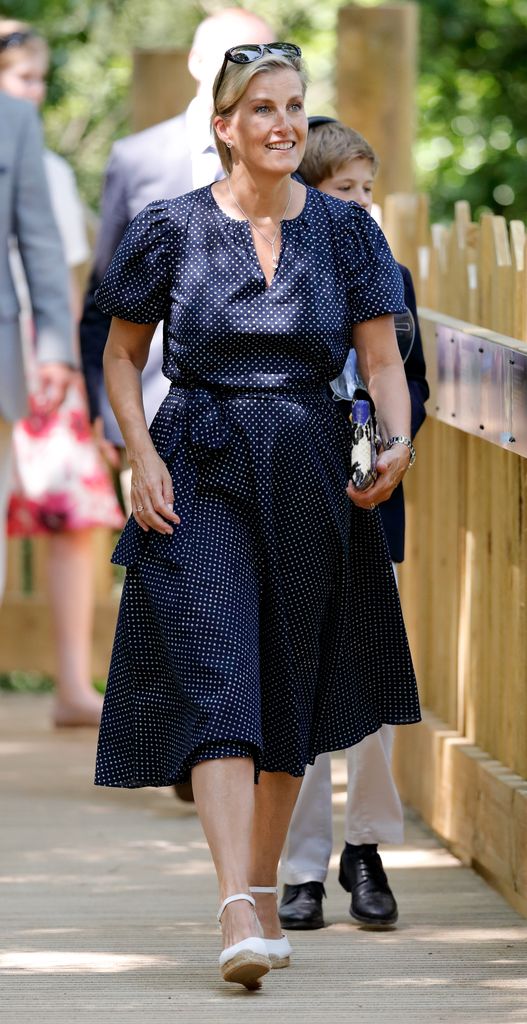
xmin=207 ymin=183 xmax=310 ymax=292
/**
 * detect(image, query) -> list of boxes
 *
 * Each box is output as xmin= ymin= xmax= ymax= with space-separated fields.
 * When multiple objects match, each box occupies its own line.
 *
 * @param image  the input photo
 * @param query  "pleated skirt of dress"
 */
xmin=94 ymin=384 xmax=420 ymax=788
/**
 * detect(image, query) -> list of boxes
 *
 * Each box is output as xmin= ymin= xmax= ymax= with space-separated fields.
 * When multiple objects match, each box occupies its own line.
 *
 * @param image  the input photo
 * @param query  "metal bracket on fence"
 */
xmin=419 ymin=309 xmax=527 ymax=458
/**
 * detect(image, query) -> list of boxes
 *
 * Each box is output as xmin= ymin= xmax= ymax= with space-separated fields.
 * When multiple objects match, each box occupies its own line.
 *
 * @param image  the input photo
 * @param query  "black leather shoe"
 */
xmin=339 ymin=844 xmax=398 ymax=927
xmin=279 ymin=882 xmax=326 ymax=930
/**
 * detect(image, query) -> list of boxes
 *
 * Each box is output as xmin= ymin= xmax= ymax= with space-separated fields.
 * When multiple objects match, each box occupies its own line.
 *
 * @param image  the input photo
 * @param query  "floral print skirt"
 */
xmin=7 ymin=379 xmax=124 ymax=536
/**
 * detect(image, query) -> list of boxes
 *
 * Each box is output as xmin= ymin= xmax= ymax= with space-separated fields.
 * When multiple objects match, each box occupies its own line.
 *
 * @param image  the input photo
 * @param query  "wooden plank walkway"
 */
xmin=1 ymin=693 xmax=527 ymax=1023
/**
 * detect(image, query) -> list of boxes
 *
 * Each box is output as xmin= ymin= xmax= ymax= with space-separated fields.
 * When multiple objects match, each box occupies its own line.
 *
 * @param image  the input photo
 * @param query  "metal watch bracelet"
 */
xmin=385 ymin=435 xmax=416 ymax=466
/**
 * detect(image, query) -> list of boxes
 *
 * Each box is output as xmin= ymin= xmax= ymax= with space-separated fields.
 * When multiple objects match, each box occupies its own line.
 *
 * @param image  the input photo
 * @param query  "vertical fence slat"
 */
xmin=491 ymin=217 xmax=513 ymax=336
xmin=510 ymin=221 xmax=527 ymax=342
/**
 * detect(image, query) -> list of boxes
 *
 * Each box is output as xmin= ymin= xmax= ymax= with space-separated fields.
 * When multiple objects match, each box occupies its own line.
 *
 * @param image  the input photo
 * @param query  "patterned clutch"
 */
xmin=349 ymin=397 xmax=378 ymax=491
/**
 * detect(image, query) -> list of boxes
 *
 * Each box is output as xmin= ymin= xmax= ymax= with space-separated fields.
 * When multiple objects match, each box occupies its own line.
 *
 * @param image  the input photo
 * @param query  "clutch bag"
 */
xmin=349 ymin=397 xmax=378 ymax=491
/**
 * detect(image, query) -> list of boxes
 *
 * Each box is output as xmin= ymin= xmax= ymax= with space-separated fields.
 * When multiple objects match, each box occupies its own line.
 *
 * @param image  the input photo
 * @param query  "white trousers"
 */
xmin=0 ymin=418 xmax=14 ymax=599
xmin=281 ymin=727 xmax=404 ymax=884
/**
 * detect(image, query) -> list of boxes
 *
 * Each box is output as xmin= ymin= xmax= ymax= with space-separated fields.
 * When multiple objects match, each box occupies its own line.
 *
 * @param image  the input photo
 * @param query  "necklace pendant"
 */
xmin=272 ymin=257 xmax=279 ymax=270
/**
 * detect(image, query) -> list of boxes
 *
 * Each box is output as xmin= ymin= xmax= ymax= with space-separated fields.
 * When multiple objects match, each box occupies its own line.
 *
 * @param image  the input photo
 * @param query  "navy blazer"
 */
xmin=346 ymin=263 xmax=428 ymax=563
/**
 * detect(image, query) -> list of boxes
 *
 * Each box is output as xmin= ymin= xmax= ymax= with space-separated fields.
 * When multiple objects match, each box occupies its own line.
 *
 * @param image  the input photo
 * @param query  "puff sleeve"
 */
xmin=341 ymin=202 xmax=406 ymax=324
xmin=95 ymin=201 xmax=171 ymax=324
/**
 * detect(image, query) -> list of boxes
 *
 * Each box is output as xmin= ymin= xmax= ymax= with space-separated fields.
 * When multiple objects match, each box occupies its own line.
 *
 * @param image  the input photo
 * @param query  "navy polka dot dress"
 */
xmin=94 ymin=185 xmax=420 ymax=788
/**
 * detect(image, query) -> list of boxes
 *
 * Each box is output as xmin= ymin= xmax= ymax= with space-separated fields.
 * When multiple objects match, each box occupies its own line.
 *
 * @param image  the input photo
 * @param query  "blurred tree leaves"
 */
xmin=416 ymin=0 xmax=527 ymax=219
xmin=1 ymin=0 xmax=526 ymax=221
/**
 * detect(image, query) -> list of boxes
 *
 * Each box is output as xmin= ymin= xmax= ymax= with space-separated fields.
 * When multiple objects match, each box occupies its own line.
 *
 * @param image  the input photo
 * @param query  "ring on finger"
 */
xmin=369 ymin=502 xmax=376 ymax=510
xmin=136 ymin=505 xmax=144 ymax=513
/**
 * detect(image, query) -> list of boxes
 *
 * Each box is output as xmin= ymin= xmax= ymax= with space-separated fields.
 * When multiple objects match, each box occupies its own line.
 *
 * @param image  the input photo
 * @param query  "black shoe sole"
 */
xmin=349 ymin=908 xmax=398 ymax=928
xmin=278 ymin=916 xmax=325 ymax=931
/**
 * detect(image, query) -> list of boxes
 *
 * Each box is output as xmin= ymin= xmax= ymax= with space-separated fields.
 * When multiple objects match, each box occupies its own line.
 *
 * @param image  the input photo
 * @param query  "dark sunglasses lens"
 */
xmin=267 ymin=42 xmax=302 ymax=58
xmin=229 ymin=45 xmax=263 ymax=63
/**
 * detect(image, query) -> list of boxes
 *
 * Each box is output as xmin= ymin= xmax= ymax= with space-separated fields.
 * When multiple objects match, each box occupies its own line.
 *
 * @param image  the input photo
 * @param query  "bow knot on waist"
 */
xmin=184 ymin=385 xmax=231 ymax=450
xmin=162 ymin=382 xmax=233 ymax=456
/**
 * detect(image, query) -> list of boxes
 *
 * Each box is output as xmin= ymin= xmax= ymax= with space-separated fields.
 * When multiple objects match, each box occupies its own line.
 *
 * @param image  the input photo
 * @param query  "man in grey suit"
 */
xmin=81 ymin=7 xmax=273 ymax=454
xmin=0 ymin=92 xmax=75 ymax=594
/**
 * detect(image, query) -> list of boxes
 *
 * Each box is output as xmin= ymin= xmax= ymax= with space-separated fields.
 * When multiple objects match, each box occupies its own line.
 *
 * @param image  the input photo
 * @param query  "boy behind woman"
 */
xmin=280 ymin=119 xmax=429 ymax=931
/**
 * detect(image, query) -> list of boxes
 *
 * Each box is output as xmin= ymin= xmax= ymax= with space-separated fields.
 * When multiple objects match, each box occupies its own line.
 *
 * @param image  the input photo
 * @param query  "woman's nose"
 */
xmin=273 ymin=108 xmax=290 ymax=130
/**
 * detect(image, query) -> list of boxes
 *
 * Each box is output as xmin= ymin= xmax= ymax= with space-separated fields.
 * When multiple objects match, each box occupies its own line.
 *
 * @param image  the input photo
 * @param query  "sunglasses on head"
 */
xmin=213 ymin=42 xmax=302 ymax=108
xmin=0 ymin=30 xmax=36 ymax=52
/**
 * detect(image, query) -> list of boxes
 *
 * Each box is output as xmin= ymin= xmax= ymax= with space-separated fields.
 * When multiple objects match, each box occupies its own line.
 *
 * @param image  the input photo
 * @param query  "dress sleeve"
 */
xmin=95 ymin=201 xmax=171 ymax=324
xmin=342 ymin=203 xmax=406 ymax=324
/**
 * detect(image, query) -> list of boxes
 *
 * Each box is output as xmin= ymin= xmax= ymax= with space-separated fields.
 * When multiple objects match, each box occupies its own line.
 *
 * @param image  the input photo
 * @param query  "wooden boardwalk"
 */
xmin=1 ymin=693 xmax=527 ymax=1023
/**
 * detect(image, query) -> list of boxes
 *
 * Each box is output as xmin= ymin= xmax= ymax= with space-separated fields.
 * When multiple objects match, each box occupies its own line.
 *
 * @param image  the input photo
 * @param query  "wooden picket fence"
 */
xmin=383 ymin=195 xmax=527 ymax=917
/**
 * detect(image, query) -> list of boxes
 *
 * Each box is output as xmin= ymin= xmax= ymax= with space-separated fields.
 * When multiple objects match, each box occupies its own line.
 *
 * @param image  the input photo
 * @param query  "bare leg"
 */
xmin=250 ymin=771 xmax=303 ymax=937
xmin=191 ymin=757 xmax=260 ymax=950
xmin=47 ymin=529 xmax=103 ymax=726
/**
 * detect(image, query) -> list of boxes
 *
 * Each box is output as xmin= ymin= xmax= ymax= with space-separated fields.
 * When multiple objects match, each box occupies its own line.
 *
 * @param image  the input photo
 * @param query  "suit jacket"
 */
xmin=332 ymin=262 xmax=428 ymax=562
xmin=0 ymin=93 xmax=74 ymax=422
xmin=376 ymin=263 xmax=428 ymax=562
xmin=80 ymin=112 xmax=195 ymax=442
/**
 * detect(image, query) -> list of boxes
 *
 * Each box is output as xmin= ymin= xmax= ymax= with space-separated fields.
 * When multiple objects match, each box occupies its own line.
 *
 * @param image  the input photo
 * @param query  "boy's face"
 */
xmin=317 ymin=157 xmax=374 ymax=212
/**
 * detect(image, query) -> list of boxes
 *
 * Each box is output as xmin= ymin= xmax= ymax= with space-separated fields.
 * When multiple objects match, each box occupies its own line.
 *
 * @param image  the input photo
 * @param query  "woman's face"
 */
xmin=0 ymin=51 xmax=47 ymax=107
xmin=221 ymin=67 xmax=308 ymax=178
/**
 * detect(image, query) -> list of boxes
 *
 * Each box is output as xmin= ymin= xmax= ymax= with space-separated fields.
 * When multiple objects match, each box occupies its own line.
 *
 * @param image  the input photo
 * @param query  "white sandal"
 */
xmin=218 ymin=893 xmax=271 ymax=988
xmin=250 ymin=886 xmax=293 ymax=969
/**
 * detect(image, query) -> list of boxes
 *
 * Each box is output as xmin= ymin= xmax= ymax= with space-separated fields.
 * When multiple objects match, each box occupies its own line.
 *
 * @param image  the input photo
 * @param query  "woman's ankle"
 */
xmin=250 ymin=891 xmax=282 ymax=939
xmin=220 ymin=899 xmax=259 ymax=948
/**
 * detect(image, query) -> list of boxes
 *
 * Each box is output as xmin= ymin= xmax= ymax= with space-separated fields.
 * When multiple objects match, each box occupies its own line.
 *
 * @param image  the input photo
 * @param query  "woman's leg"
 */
xmin=192 ymin=756 xmax=260 ymax=949
xmin=47 ymin=528 xmax=103 ymax=725
xmin=250 ymin=771 xmax=303 ymax=937
xmin=192 ymin=759 xmax=302 ymax=944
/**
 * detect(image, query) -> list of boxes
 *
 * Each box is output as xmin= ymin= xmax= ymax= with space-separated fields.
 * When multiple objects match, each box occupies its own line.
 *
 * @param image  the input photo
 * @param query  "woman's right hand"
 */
xmin=129 ymin=446 xmax=181 ymax=534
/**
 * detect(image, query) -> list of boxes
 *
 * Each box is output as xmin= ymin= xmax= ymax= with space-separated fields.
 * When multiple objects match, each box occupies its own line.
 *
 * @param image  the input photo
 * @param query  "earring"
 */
xmin=226 ymin=141 xmax=232 ymax=149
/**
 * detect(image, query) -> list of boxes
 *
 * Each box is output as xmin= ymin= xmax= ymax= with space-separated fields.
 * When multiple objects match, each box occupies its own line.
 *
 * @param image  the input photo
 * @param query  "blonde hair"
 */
xmin=298 ymin=121 xmax=379 ymax=187
xmin=212 ymin=52 xmax=308 ymax=174
xmin=0 ymin=19 xmax=49 ymax=72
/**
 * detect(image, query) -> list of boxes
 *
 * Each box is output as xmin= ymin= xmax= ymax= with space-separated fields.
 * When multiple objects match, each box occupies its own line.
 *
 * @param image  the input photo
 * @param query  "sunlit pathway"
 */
xmin=1 ymin=692 xmax=527 ymax=1023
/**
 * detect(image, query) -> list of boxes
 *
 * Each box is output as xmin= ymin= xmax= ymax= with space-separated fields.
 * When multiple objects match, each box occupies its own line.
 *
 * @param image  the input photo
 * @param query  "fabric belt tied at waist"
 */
xmin=111 ymin=378 xmax=328 ymax=568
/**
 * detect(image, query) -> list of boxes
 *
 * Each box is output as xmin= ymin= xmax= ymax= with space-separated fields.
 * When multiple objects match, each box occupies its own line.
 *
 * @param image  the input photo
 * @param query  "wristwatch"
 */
xmin=385 ymin=435 xmax=416 ymax=466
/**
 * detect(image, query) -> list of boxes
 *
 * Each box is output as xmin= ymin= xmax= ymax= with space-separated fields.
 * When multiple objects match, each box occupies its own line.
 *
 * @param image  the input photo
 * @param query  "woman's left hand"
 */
xmin=346 ymin=445 xmax=410 ymax=509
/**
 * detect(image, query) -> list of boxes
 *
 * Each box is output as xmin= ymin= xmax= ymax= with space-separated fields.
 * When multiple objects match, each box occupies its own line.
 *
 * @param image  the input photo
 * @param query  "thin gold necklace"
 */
xmin=227 ymin=177 xmax=293 ymax=270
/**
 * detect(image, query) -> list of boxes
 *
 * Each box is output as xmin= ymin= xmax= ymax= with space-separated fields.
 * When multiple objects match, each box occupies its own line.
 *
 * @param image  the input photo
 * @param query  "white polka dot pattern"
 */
xmin=93 ymin=185 xmax=420 ymax=788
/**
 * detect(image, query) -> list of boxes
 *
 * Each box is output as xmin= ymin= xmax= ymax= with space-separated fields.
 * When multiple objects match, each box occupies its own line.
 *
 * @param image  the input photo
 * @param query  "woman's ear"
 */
xmin=213 ymin=115 xmax=231 ymax=148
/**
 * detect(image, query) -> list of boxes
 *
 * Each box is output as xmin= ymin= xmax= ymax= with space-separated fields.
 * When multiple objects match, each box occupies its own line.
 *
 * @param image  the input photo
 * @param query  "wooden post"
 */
xmin=132 ymin=49 xmax=195 ymax=132
xmin=383 ymin=192 xmax=429 ymax=281
xmin=336 ymin=3 xmax=418 ymax=206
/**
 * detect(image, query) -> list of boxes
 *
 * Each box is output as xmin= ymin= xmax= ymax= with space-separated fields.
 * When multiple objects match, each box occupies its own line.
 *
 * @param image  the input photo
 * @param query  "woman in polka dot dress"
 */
xmin=94 ymin=45 xmax=420 ymax=989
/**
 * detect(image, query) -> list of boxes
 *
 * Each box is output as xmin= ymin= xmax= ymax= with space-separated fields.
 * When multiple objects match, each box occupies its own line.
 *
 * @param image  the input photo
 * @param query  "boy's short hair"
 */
xmin=0 ymin=19 xmax=49 ymax=72
xmin=299 ymin=121 xmax=379 ymax=187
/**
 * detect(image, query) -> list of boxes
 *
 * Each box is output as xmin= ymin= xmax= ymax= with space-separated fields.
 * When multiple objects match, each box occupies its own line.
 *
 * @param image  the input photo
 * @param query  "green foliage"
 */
xmin=0 ymin=671 xmax=54 ymax=692
xmin=416 ymin=0 xmax=527 ymax=220
xmin=1 ymin=0 xmax=526 ymax=221
xmin=0 ymin=671 xmax=106 ymax=693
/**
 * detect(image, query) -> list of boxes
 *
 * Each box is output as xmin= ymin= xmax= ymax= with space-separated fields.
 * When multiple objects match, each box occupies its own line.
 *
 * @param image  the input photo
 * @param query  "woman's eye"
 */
xmin=289 ymin=102 xmax=303 ymax=111
xmin=255 ymin=105 xmax=270 ymax=114
xmin=339 ymin=186 xmax=351 ymax=192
